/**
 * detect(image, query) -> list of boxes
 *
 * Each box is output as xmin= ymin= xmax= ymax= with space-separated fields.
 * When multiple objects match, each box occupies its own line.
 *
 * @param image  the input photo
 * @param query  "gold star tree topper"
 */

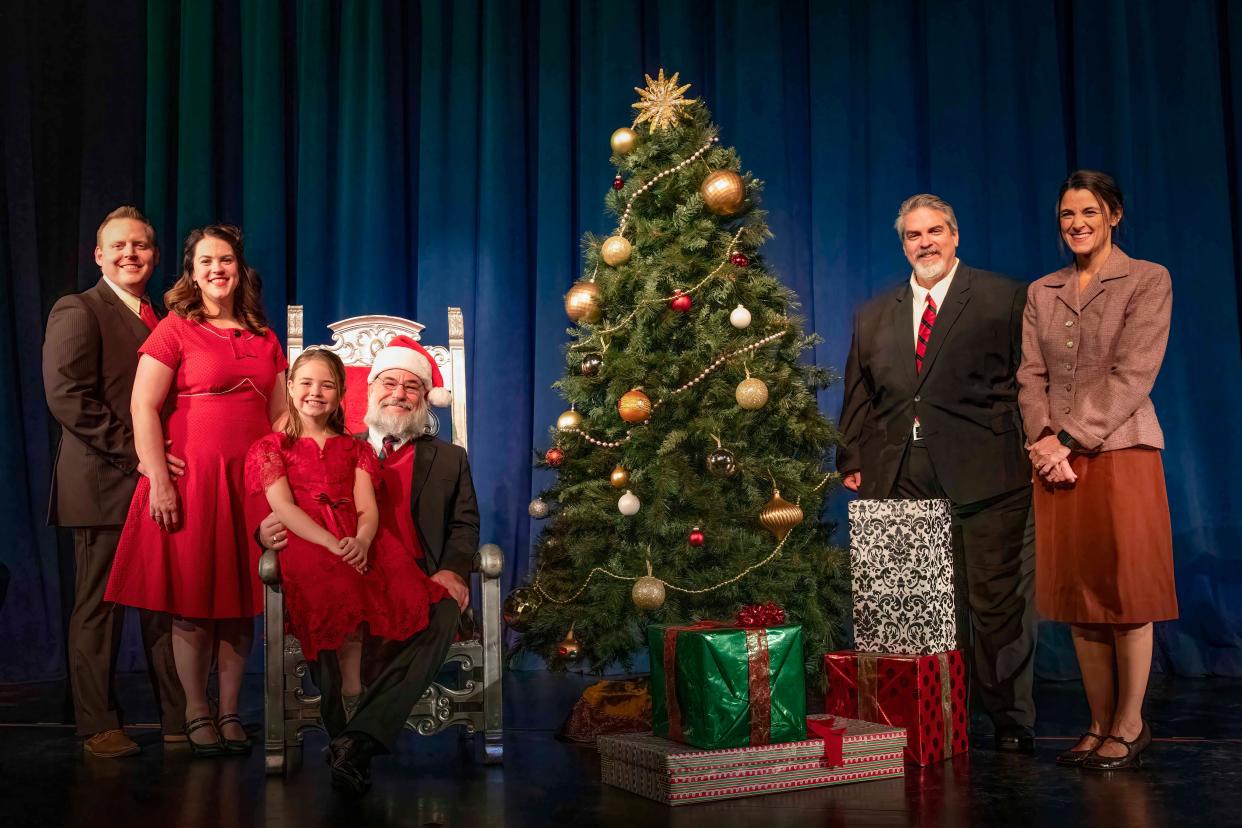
xmin=631 ymin=69 xmax=696 ymax=132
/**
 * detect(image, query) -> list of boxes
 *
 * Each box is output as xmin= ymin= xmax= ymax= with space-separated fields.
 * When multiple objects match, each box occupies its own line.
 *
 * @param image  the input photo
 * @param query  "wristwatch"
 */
xmin=1056 ymin=429 xmax=1079 ymax=451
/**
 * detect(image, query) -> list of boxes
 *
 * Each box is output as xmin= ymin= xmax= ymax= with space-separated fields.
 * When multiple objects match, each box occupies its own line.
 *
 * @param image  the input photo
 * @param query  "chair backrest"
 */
xmin=286 ymin=306 xmax=469 ymax=451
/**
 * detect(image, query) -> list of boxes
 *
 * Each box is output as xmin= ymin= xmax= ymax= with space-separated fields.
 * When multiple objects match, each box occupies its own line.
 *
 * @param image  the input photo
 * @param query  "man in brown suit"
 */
xmin=43 ymin=206 xmax=186 ymax=757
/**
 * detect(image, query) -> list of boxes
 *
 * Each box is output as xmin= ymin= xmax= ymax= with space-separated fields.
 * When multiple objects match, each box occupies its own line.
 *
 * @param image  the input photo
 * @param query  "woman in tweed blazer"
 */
xmin=1017 ymin=170 xmax=1177 ymax=771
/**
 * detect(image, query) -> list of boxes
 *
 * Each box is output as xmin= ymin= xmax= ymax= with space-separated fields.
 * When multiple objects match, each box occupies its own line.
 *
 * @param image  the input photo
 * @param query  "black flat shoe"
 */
xmin=216 ymin=714 xmax=252 ymax=756
xmin=328 ymin=735 xmax=374 ymax=798
xmin=1082 ymin=722 xmax=1151 ymax=771
xmin=1056 ymin=731 xmax=1103 ymax=766
xmin=185 ymin=716 xmax=227 ymax=759
xmin=994 ymin=728 xmax=1036 ymax=753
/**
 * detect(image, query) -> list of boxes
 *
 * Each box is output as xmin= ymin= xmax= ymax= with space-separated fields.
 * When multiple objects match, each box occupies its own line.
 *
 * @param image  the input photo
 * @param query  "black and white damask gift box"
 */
xmin=847 ymin=499 xmax=957 ymax=655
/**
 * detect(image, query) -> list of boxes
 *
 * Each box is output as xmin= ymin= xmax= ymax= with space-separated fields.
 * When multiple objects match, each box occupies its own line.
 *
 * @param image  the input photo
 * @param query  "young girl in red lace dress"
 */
xmin=245 ymin=349 xmax=447 ymax=717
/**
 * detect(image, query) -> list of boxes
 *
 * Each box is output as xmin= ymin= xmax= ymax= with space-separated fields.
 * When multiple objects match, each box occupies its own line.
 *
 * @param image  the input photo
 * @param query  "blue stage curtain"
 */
xmin=1 ymin=0 xmax=1240 ymax=683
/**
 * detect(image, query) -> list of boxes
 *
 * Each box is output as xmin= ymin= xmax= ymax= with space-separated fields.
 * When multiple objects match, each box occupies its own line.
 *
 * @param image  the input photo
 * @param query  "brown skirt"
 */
xmin=1034 ymin=446 xmax=1178 ymax=624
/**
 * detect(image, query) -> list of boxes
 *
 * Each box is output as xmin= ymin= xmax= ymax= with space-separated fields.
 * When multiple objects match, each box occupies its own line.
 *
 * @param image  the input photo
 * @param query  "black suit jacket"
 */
xmin=368 ymin=433 xmax=481 ymax=581
xmin=43 ymin=279 xmax=158 ymax=526
xmin=836 ymin=264 xmax=1030 ymax=505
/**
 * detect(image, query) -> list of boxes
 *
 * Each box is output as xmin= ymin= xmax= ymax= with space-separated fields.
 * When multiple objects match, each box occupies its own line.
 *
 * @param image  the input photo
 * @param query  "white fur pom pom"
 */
xmin=427 ymin=386 xmax=452 ymax=408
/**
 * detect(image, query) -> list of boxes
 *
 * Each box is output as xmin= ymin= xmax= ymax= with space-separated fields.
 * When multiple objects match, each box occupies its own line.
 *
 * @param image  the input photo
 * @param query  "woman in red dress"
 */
xmin=106 ymin=225 xmax=287 ymax=757
xmin=245 ymin=349 xmax=447 ymax=718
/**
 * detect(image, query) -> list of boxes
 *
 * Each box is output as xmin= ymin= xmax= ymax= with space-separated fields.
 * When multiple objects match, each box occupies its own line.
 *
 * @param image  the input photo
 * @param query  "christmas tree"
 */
xmin=510 ymin=71 xmax=848 ymax=678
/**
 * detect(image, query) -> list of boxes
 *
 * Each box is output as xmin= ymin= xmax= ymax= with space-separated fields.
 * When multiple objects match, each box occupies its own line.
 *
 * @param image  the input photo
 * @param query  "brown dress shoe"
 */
xmin=84 ymin=729 xmax=140 ymax=758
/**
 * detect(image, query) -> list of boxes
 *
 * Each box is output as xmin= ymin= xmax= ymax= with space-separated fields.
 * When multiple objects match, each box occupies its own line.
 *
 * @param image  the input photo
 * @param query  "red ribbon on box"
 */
xmin=662 ymin=621 xmax=772 ymax=746
xmin=806 ymin=716 xmax=847 ymax=767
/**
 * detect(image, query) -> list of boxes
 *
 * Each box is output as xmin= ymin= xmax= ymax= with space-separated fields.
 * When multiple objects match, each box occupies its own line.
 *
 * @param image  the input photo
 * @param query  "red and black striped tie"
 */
xmin=916 ymin=295 xmax=937 ymax=373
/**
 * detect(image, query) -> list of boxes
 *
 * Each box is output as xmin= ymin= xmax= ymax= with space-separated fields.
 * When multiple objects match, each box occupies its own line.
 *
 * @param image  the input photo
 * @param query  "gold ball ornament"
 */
xmin=760 ymin=489 xmax=804 ymax=541
xmin=502 ymin=587 xmax=541 ymax=632
xmin=610 ymin=465 xmax=630 ymax=488
xmin=610 ymin=127 xmax=638 ymax=156
xmin=556 ymin=407 xmax=583 ymax=431
xmin=618 ymin=388 xmax=652 ymax=423
xmin=700 ymin=170 xmax=745 ymax=216
xmin=632 ymin=561 xmax=666 ymax=611
xmin=600 ymin=234 xmax=632 ymax=266
xmin=564 ymin=280 xmax=602 ymax=324
xmin=557 ymin=624 xmax=582 ymax=661
xmin=735 ymin=376 xmax=769 ymax=410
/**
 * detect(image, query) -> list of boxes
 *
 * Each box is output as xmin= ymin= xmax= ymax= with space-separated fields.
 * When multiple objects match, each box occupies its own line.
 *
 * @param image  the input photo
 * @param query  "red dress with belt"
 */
xmin=106 ymin=314 xmax=286 ymax=618
xmin=244 ymin=433 xmax=447 ymax=659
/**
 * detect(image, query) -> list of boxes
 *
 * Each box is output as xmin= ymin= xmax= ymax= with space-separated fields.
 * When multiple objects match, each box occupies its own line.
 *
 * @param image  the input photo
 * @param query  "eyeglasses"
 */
xmin=379 ymin=378 xmax=423 ymax=396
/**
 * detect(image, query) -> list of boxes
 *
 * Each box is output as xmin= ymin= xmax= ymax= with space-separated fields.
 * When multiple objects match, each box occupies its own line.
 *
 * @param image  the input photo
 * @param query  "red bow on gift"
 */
xmin=736 ymin=601 xmax=786 ymax=627
xmin=806 ymin=716 xmax=847 ymax=768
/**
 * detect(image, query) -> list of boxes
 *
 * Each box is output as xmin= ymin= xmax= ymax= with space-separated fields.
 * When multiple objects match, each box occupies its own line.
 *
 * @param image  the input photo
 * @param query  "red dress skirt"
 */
xmin=106 ymin=315 xmax=287 ymax=618
xmin=244 ymin=433 xmax=448 ymax=659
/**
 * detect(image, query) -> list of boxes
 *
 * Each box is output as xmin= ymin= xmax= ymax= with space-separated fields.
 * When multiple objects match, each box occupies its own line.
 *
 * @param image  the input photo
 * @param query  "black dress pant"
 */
xmin=311 ymin=598 xmax=461 ymax=752
xmin=892 ymin=444 xmax=1037 ymax=733
xmin=69 ymin=526 xmax=185 ymax=735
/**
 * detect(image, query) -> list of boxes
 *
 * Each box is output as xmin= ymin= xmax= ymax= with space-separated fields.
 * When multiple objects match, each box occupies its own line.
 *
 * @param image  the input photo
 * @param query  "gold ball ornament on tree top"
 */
xmin=600 ymin=234 xmax=632 ymax=266
xmin=610 ymin=127 xmax=638 ymax=155
xmin=631 ymin=561 xmax=666 ymax=611
xmin=610 ymin=465 xmax=630 ymax=488
xmin=556 ymin=407 xmax=583 ymax=431
xmin=700 ymin=170 xmax=745 ymax=216
xmin=564 ymin=280 xmax=602 ymax=324
xmin=735 ymin=374 xmax=770 ymax=410
xmin=760 ymin=489 xmax=804 ymax=541
xmin=618 ymin=388 xmax=652 ymax=423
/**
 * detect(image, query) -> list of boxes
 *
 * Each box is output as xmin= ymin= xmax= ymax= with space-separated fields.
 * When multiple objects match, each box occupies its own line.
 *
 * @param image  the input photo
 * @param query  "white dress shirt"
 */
xmin=368 ymin=427 xmax=411 ymax=458
xmin=101 ymin=274 xmax=146 ymax=318
xmin=909 ymin=259 xmax=959 ymax=346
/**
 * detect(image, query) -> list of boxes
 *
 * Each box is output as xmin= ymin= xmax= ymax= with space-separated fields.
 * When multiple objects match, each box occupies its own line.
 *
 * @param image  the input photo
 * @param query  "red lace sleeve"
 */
xmin=355 ymin=439 xmax=384 ymax=492
xmin=138 ymin=314 xmax=183 ymax=369
xmin=245 ymin=433 xmax=288 ymax=495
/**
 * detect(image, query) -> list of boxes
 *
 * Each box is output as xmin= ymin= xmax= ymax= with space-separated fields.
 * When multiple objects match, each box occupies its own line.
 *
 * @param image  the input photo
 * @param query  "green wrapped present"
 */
xmin=648 ymin=622 xmax=806 ymax=750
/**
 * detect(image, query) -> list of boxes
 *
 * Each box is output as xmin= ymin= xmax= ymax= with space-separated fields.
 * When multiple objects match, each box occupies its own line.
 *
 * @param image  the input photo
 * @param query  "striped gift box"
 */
xmin=598 ymin=715 xmax=905 ymax=805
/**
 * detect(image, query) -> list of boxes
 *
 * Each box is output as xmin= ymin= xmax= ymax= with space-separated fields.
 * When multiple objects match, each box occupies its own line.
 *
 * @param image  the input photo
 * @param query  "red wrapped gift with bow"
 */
xmin=824 ymin=650 xmax=970 ymax=766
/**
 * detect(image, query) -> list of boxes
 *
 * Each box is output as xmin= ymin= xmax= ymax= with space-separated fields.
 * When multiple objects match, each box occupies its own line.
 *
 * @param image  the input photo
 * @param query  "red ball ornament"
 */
xmin=730 ymin=252 xmax=750 ymax=267
xmin=612 ymin=174 xmax=624 ymax=191
xmin=688 ymin=527 xmax=705 ymax=547
xmin=670 ymin=291 xmax=693 ymax=313
xmin=545 ymin=447 xmax=565 ymax=467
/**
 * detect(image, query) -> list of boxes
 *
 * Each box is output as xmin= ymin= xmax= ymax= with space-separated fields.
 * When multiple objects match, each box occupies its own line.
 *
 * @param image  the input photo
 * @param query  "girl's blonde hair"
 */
xmin=283 ymin=348 xmax=348 ymax=442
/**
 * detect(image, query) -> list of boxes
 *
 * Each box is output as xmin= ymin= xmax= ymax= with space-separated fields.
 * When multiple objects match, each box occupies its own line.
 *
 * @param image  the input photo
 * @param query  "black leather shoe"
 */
xmin=216 ymin=714 xmax=252 ymax=756
xmin=328 ymin=735 xmax=375 ymax=797
xmin=185 ymin=716 xmax=227 ymax=759
xmin=1082 ymin=722 xmax=1151 ymax=771
xmin=1056 ymin=731 xmax=1103 ymax=766
xmin=994 ymin=728 xmax=1036 ymax=753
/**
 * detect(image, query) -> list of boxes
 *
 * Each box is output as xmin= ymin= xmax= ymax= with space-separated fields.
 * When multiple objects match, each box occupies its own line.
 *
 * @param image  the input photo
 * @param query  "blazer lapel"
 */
xmin=410 ymin=436 xmax=438 ymax=506
xmin=94 ymin=279 xmax=151 ymax=347
xmin=887 ymin=286 xmax=918 ymax=391
xmin=914 ymin=265 xmax=972 ymax=391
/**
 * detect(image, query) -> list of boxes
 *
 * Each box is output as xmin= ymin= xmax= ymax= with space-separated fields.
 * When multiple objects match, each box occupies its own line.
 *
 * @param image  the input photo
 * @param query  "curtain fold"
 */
xmin=3 ymin=0 xmax=1240 ymax=683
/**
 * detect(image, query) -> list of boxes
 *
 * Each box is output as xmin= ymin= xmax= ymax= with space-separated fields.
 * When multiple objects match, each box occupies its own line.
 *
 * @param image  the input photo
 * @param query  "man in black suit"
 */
xmin=837 ymin=194 xmax=1037 ymax=751
xmin=259 ymin=336 xmax=479 ymax=795
xmin=42 ymin=206 xmax=186 ymax=757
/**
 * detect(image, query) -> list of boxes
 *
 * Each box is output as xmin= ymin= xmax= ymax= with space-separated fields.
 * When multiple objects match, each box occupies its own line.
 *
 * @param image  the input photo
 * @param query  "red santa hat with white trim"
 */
xmin=367 ymin=335 xmax=453 ymax=408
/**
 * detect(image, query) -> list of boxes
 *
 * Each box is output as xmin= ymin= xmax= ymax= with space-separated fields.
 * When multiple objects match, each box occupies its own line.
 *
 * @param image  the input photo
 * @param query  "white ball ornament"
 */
xmin=730 ymin=304 xmax=752 ymax=329
xmin=618 ymin=490 xmax=641 ymax=516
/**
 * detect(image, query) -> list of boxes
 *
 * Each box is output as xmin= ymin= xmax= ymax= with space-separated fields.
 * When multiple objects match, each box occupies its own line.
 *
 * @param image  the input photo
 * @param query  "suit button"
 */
xmin=1063 ymin=406 xmax=1071 ymax=414
xmin=914 ymin=395 xmax=921 ymax=402
xmin=1065 ymin=384 xmax=1072 ymax=391
xmin=1064 ymin=363 xmax=1073 ymax=371
xmin=1064 ymin=319 xmax=1074 ymax=327
xmin=1066 ymin=340 xmax=1074 ymax=348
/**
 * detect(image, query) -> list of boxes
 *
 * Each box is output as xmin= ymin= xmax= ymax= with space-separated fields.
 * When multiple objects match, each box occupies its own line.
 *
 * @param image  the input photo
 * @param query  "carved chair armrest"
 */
xmin=258 ymin=548 xmax=282 ymax=586
xmin=474 ymin=543 xmax=503 ymax=579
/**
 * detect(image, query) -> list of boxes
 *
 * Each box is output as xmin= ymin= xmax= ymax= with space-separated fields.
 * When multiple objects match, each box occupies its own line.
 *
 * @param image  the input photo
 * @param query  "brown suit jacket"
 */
xmin=1016 ymin=247 xmax=1170 ymax=452
xmin=43 ymin=278 xmax=156 ymax=526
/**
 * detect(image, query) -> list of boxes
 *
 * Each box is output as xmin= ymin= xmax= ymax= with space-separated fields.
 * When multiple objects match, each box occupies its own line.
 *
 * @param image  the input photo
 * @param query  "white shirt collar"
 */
xmin=101 ymin=275 xmax=146 ymax=317
xmin=909 ymin=258 xmax=960 ymax=307
xmin=367 ymin=427 xmax=411 ymax=456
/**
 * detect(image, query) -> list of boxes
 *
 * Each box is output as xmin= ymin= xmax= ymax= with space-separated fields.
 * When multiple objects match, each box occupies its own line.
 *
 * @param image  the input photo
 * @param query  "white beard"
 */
xmin=913 ymin=257 xmax=947 ymax=281
xmin=365 ymin=399 xmax=429 ymax=440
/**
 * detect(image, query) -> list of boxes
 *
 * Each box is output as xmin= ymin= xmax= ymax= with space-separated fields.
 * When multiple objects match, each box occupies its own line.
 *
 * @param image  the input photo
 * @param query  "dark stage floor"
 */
xmin=1 ymin=671 xmax=1238 ymax=827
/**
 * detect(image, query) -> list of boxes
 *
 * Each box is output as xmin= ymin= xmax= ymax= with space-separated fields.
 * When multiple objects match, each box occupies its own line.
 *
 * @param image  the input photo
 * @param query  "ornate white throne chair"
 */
xmin=258 ymin=306 xmax=503 ymax=775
